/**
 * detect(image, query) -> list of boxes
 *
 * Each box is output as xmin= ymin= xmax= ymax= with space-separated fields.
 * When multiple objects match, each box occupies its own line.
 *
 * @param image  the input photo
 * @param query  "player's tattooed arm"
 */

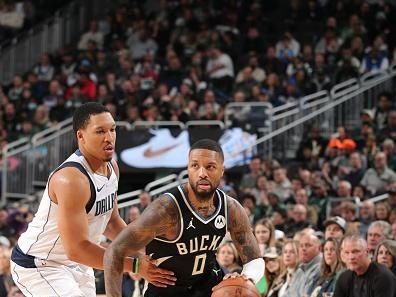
xmin=104 ymin=196 xmax=177 ymax=297
xmin=227 ymin=197 xmax=261 ymax=264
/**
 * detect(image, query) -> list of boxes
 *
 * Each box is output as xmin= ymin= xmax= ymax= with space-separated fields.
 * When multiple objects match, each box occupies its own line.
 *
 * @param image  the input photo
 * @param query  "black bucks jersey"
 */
xmin=145 ymin=185 xmax=228 ymax=297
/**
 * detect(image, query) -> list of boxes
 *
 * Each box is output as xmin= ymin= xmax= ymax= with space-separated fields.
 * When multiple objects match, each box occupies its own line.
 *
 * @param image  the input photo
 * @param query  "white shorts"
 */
xmin=10 ymin=259 xmax=96 ymax=297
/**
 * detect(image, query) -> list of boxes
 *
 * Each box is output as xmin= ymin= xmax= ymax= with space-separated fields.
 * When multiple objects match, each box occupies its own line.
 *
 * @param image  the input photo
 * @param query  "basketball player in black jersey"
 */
xmin=104 ymin=139 xmax=264 ymax=297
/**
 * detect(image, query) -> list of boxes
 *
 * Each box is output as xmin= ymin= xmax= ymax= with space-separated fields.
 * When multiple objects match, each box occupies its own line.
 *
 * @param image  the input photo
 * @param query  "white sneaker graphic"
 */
xmin=219 ymin=128 xmax=257 ymax=168
xmin=120 ymin=129 xmax=190 ymax=168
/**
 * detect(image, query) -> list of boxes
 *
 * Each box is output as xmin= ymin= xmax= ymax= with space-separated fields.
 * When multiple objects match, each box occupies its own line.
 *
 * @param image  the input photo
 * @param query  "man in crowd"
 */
xmin=367 ymin=220 xmax=392 ymax=258
xmin=334 ymin=235 xmax=396 ymax=297
xmin=324 ymin=216 xmax=346 ymax=241
xmin=285 ymin=232 xmax=321 ymax=297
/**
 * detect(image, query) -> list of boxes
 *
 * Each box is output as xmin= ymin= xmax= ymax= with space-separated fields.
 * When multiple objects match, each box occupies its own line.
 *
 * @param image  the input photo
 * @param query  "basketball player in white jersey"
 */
xmin=10 ymin=103 xmax=176 ymax=297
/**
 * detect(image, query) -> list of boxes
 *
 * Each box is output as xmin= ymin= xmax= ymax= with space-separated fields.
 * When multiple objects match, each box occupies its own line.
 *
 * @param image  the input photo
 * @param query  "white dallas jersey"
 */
xmin=17 ymin=149 xmax=118 ymax=266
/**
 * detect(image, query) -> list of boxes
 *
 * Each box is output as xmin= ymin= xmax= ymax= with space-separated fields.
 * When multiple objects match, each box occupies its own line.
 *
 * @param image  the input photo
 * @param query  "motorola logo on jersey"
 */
xmin=176 ymin=235 xmax=222 ymax=255
xmin=95 ymin=192 xmax=116 ymax=216
xmin=214 ymin=215 xmax=226 ymax=229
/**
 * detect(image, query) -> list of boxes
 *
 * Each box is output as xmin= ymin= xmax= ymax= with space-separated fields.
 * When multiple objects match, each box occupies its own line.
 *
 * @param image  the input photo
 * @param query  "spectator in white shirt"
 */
xmin=78 ymin=20 xmax=104 ymax=50
xmin=206 ymin=44 xmax=234 ymax=94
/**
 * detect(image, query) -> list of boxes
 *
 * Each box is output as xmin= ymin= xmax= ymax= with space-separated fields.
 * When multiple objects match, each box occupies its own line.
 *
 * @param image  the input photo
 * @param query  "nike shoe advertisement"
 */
xmin=116 ymin=128 xmax=257 ymax=172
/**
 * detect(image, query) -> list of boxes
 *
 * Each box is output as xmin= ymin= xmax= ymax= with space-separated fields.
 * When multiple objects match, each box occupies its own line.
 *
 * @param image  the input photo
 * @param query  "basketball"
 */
xmin=211 ymin=277 xmax=260 ymax=297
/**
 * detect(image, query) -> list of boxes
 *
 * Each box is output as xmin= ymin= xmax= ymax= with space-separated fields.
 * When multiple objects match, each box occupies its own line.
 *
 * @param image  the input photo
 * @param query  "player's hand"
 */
xmin=224 ymin=272 xmax=254 ymax=284
xmin=137 ymin=255 xmax=177 ymax=287
xmin=127 ymin=271 xmax=141 ymax=281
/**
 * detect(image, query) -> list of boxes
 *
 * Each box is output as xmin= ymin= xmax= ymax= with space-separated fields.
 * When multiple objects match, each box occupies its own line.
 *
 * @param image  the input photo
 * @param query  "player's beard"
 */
xmin=190 ymin=180 xmax=217 ymax=201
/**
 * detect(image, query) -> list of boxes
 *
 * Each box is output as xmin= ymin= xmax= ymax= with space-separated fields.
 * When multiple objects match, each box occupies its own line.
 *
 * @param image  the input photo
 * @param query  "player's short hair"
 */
xmin=73 ymin=102 xmax=110 ymax=134
xmin=190 ymin=139 xmax=224 ymax=161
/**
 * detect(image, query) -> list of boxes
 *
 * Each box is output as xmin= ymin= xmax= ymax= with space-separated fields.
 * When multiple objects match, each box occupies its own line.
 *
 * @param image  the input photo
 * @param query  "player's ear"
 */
xmin=221 ymin=165 xmax=225 ymax=176
xmin=76 ymin=130 xmax=84 ymax=143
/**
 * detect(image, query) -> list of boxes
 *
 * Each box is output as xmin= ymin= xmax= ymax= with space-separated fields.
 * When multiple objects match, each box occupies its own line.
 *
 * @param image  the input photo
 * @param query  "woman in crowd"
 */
xmin=267 ymin=239 xmax=299 ymax=297
xmin=389 ymin=208 xmax=396 ymax=225
xmin=311 ymin=238 xmax=344 ymax=297
xmin=216 ymin=241 xmax=241 ymax=274
xmin=373 ymin=239 xmax=396 ymax=276
xmin=254 ymin=218 xmax=276 ymax=256
xmin=257 ymin=247 xmax=284 ymax=297
xmin=374 ymin=201 xmax=391 ymax=222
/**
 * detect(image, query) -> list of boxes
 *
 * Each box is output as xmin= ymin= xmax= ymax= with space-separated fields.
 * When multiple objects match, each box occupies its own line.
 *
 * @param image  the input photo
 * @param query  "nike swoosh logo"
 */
xmin=143 ymin=143 xmax=180 ymax=158
xmin=97 ymin=184 xmax=105 ymax=192
xmin=155 ymin=256 xmax=173 ymax=265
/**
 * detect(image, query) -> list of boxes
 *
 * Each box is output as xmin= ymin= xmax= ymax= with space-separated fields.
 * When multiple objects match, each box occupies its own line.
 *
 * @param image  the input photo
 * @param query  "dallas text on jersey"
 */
xmin=95 ymin=191 xmax=116 ymax=216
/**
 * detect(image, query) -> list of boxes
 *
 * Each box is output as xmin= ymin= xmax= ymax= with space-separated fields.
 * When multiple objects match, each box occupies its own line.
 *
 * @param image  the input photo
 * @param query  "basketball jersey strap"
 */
xmin=52 ymin=161 xmax=96 ymax=213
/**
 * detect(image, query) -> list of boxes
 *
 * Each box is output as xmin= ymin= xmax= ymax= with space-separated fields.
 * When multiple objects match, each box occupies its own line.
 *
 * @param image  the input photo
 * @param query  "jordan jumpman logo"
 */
xmin=187 ymin=217 xmax=196 ymax=230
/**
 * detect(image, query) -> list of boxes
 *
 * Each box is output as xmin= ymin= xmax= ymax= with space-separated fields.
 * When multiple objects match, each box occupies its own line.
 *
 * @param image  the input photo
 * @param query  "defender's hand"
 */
xmin=137 ymin=255 xmax=177 ymax=287
xmin=224 ymin=272 xmax=254 ymax=284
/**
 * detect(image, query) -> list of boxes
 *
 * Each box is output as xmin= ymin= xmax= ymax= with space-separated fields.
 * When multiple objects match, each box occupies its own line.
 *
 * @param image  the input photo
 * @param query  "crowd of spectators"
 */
xmin=0 ymin=0 xmax=396 ymax=296
xmin=0 ymin=0 xmax=74 ymax=46
xmin=1 ymin=0 xmax=396 ymax=145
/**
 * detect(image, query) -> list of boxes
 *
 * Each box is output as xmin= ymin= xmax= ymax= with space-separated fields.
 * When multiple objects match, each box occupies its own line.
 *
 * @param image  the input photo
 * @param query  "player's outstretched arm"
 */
xmin=227 ymin=197 xmax=264 ymax=284
xmin=104 ymin=196 xmax=177 ymax=297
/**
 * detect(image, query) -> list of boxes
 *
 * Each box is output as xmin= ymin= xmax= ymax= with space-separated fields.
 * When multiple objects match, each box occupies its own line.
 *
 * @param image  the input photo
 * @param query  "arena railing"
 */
xmin=325 ymin=196 xmax=361 ymax=219
xmin=186 ymin=120 xmax=225 ymax=129
xmin=325 ymin=192 xmax=389 ymax=221
xmin=144 ymin=174 xmax=178 ymax=193
xmin=117 ymin=175 xmax=190 ymax=222
xmin=104 ymin=65 xmax=395 ymax=206
xmin=1 ymin=137 xmax=32 ymax=203
xmin=247 ymin=66 xmax=396 ymax=162
xmin=0 ymin=0 xmax=114 ymax=84
xmin=0 ymin=119 xmax=225 ymax=204
xmin=0 ymin=120 xmax=127 ymax=205
xmin=131 ymin=121 xmax=185 ymax=130
xmin=117 ymin=189 xmax=142 ymax=221
xmin=366 ymin=193 xmax=389 ymax=204
xmin=271 ymin=101 xmax=304 ymax=160
xmin=178 ymin=170 xmax=189 ymax=183
xmin=30 ymin=118 xmax=74 ymax=188
xmin=2 ymin=66 xmax=396 ymax=204
xmin=59 ymin=69 xmax=396 ymax=212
